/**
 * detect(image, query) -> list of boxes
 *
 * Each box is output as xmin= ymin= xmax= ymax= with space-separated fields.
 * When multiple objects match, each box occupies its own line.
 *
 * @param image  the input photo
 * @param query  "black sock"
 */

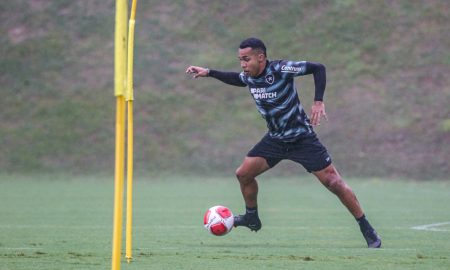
xmin=356 ymin=214 xmax=374 ymax=232
xmin=246 ymin=206 xmax=258 ymax=215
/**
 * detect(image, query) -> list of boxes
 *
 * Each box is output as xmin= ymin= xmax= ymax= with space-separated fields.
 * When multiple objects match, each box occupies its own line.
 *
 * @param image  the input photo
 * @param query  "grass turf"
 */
xmin=0 ymin=175 xmax=449 ymax=269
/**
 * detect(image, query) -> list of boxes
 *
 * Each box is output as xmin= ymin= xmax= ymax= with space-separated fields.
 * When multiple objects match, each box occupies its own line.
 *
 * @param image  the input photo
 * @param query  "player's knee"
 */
xmin=323 ymin=174 xmax=345 ymax=194
xmin=235 ymin=166 xmax=252 ymax=184
xmin=327 ymin=179 xmax=342 ymax=194
xmin=235 ymin=166 xmax=246 ymax=180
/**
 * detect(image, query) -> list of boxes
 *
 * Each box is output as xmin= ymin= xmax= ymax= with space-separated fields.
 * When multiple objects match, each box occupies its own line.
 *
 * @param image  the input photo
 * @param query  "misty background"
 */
xmin=1 ymin=1 xmax=449 ymax=179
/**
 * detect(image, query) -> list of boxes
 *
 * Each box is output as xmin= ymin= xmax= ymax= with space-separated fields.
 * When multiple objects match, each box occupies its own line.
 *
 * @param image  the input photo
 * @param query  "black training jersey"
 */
xmin=239 ymin=60 xmax=316 ymax=142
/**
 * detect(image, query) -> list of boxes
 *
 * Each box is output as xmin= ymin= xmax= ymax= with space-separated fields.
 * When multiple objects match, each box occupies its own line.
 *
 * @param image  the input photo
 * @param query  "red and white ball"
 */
xmin=203 ymin=205 xmax=234 ymax=236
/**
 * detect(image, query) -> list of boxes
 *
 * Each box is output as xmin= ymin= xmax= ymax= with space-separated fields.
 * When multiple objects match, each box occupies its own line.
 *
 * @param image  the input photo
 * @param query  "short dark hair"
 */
xmin=239 ymin=37 xmax=267 ymax=56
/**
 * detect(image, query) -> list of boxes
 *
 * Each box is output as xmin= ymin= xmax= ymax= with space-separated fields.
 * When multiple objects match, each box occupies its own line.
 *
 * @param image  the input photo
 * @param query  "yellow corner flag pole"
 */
xmin=125 ymin=0 xmax=138 ymax=263
xmin=112 ymin=0 xmax=127 ymax=269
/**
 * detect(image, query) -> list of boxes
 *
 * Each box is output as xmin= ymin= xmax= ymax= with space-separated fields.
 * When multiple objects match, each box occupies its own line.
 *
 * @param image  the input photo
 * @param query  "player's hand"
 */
xmin=186 ymin=66 xmax=209 ymax=78
xmin=310 ymin=101 xmax=328 ymax=126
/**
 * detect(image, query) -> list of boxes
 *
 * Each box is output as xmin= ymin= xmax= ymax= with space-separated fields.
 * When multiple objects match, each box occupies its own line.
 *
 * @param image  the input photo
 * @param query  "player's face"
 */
xmin=238 ymin=47 xmax=265 ymax=77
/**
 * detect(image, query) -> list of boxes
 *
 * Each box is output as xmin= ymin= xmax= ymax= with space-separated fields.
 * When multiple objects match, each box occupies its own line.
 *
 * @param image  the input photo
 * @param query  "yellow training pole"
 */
xmin=125 ymin=0 xmax=138 ymax=263
xmin=112 ymin=0 xmax=127 ymax=269
xmin=125 ymin=99 xmax=134 ymax=263
xmin=112 ymin=97 xmax=126 ymax=270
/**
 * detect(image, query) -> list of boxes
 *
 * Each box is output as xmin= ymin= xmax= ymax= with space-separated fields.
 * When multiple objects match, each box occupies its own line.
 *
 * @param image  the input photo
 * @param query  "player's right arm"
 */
xmin=186 ymin=66 xmax=246 ymax=87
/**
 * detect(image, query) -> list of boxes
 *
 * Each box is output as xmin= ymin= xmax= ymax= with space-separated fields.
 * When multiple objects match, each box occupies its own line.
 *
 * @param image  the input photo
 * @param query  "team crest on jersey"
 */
xmin=265 ymin=74 xmax=274 ymax=85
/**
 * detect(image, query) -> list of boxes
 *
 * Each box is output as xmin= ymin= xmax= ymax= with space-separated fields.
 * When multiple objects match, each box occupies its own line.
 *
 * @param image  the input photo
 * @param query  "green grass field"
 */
xmin=1 ymin=175 xmax=449 ymax=269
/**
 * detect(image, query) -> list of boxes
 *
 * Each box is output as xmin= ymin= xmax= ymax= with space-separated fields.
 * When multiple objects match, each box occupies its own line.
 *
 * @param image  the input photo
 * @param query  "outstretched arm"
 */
xmin=186 ymin=66 xmax=246 ymax=87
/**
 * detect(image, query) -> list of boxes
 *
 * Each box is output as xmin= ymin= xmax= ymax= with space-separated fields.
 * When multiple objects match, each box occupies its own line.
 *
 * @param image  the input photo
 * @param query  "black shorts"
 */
xmin=247 ymin=133 xmax=332 ymax=172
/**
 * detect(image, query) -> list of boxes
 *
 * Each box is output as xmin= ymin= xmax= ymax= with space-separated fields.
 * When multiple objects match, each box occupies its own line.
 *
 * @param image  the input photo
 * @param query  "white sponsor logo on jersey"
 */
xmin=281 ymin=65 xmax=303 ymax=73
xmin=250 ymin=87 xmax=277 ymax=100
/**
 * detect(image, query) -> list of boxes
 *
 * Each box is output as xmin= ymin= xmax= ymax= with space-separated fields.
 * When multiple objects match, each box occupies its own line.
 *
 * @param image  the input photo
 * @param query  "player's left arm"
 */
xmin=304 ymin=62 xmax=328 ymax=126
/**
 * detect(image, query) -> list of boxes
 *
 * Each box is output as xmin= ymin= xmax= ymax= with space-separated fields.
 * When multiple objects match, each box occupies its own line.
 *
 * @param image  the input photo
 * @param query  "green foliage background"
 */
xmin=0 ymin=1 xmax=449 ymax=178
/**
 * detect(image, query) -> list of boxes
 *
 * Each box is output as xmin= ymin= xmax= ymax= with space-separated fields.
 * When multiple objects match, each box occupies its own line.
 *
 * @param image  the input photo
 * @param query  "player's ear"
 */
xmin=258 ymin=53 xmax=265 ymax=62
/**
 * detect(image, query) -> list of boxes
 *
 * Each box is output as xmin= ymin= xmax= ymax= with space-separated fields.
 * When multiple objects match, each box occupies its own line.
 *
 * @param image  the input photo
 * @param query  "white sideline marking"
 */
xmin=411 ymin=221 xmax=450 ymax=232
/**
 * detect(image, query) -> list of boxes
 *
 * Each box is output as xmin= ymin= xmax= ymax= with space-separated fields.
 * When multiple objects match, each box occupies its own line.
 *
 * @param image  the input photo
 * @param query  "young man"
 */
xmin=186 ymin=37 xmax=381 ymax=248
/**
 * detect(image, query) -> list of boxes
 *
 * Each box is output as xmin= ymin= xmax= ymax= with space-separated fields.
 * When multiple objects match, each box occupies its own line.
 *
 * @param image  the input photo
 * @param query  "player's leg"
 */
xmin=235 ymin=156 xmax=270 ymax=208
xmin=313 ymin=164 xmax=381 ymax=248
xmin=234 ymin=156 xmax=271 ymax=231
xmin=312 ymin=164 xmax=363 ymax=218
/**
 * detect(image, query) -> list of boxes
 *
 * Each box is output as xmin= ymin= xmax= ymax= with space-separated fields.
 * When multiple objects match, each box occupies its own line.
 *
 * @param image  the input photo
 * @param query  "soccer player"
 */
xmin=186 ymin=37 xmax=381 ymax=248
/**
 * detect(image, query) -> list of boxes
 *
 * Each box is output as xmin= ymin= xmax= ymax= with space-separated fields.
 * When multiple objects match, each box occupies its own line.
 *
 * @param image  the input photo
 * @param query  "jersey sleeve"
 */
xmin=304 ymin=62 xmax=326 ymax=101
xmin=277 ymin=60 xmax=309 ymax=78
xmin=209 ymin=70 xmax=247 ymax=87
xmin=277 ymin=60 xmax=326 ymax=101
xmin=239 ymin=72 xmax=248 ymax=85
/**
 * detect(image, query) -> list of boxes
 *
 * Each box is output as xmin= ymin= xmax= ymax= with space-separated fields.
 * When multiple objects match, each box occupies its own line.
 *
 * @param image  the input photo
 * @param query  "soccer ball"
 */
xmin=203 ymin=205 xmax=234 ymax=236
